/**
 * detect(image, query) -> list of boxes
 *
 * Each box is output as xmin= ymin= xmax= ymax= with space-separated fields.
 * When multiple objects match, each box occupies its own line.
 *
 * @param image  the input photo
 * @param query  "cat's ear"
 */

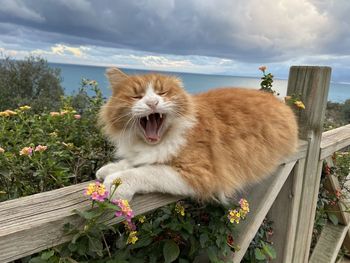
xmin=106 ymin=67 xmax=128 ymax=87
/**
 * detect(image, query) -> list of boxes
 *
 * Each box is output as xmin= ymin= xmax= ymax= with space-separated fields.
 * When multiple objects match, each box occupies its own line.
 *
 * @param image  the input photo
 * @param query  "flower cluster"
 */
xmin=127 ymin=231 xmax=138 ymax=245
xmin=19 ymin=105 xmax=31 ymax=111
xmin=19 ymin=147 xmax=33 ymax=156
xmin=84 ymin=181 xmax=109 ymax=202
xmin=50 ymin=109 xmax=81 ymax=119
xmin=228 ymin=198 xmax=250 ymax=224
xmin=175 ymin=202 xmax=185 ymax=216
xmin=294 ymin=100 xmax=306 ymax=109
xmin=19 ymin=145 xmax=48 ymax=156
xmin=82 ymin=181 xmax=138 ymax=244
xmin=239 ymin=198 xmax=250 ymax=218
xmin=284 ymin=95 xmax=306 ymax=110
xmin=0 ymin=109 xmax=17 ymax=117
xmin=113 ymin=199 xmax=135 ymax=229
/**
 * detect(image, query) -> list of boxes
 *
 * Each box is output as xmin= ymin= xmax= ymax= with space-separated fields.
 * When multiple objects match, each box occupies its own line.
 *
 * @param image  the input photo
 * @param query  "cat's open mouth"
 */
xmin=139 ymin=113 xmax=165 ymax=143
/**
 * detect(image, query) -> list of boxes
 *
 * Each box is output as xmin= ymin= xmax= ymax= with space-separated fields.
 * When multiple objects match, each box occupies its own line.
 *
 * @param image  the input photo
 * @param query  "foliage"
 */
xmin=258 ymin=66 xmax=279 ymax=96
xmin=324 ymin=100 xmax=350 ymax=130
xmin=311 ymin=151 xmax=350 ymax=255
xmin=0 ymin=81 xmax=114 ymax=201
xmin=0 ymin=56 xmax=64 ymax=112
xmin=243 ymin=219 xmax=275 ymax=262
xmin=28 ymin=194 xmax=251 ymax=263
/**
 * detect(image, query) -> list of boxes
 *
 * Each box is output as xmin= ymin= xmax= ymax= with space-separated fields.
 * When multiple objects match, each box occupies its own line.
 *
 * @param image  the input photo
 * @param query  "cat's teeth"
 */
xmin=160 ymin=113 xmax=163 ymax=118
xmin=146 ymin=115 xmax=149 ymax=121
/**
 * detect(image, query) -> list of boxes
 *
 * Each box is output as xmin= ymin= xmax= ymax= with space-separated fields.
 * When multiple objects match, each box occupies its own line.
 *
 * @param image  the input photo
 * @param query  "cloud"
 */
xmin=51 ymin=44 xmax=87 ymax=57
xmin=0 ymin=0 xmax=45 ymax=22
xmin=0 ymin=0 xmax=350 ymax=81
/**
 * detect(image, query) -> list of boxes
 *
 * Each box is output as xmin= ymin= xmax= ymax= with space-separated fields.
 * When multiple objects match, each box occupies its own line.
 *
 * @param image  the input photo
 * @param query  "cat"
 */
xmin=96 ymin=68 xmax=298 ymax=203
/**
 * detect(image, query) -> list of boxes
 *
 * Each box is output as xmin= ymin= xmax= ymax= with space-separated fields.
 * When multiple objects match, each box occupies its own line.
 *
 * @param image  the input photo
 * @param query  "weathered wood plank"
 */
xmin=0 ymin=157 xmax=300 ymax=263
xmin=323 ymin=156 xmax=350 ymax=252
xmin=268 ymin=158 xmax=306 ymax=263
xmin=309 ymin=222 xmax=350 ymax=263
xmin=286 ymin=66 xmax=331 ymax=263
xmin=320 ymin=124 xmax=350 ymax=160
xmin=232 ymin=160 xmax=297 ymax=262
xmin=0 ymin=188 xmax=180 ymax=262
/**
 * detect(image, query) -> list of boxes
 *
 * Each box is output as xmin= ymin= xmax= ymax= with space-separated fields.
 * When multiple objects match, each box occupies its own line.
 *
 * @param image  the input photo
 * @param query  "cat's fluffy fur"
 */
xmin=96 ymin=68 xmax=298 ymax=202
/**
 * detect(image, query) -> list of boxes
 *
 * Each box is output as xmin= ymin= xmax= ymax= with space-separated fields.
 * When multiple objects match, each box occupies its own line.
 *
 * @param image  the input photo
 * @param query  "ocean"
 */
xmin=51 ymin=63 xmax=350 ymax=102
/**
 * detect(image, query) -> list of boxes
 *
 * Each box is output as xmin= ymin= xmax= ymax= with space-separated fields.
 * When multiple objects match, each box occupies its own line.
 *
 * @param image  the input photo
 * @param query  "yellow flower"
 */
xmin=138 ymin=215 xmax=146 ymax=223
xmin=127 ymin=231 xmax=138 ymax=244
xmin=0 ymin=147 xmax=5 ymax=153
xmin=294 ymin=100 xmax=306 ymax=109
xmin=49 ymin=132 xmax=58 ymax=137
xmin=228 ymin=209 xmax=241 ymax=224
xmin=175 ymin=202 xmax=185 ymax=216
xmin=19 ymin=105 xmax=31 ymax=111
xmin=0 ymin=110 xmax=17 ymax=117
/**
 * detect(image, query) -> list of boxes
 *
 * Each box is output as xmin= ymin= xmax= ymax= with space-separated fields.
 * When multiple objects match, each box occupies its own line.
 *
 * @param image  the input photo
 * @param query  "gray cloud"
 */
xmin=1 ymin=0 xmax=348 ymax=61
xmin=0 ymin=0 xmax=350 ymax=81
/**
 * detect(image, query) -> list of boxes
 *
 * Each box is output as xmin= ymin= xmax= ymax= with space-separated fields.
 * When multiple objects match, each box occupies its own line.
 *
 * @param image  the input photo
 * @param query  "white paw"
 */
xmin=96 ymin=161 xmax=130 ymax=180
xmin=103 ymin=172 xmax=136 ymax=202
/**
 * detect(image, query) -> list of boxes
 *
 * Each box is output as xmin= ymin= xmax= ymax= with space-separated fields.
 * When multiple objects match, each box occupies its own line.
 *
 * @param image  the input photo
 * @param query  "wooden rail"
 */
xmin=0 ymin=143 xmax=307 ymax=263
xmin=0 ymin=66 xmax=349 ymax=263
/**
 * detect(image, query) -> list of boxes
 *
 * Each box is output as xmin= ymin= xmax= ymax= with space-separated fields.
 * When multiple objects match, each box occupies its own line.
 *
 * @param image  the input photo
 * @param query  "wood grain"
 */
xmin=268 ymin=158 xmax=306 ymax=263
xmin=232 ymin=161 xmax=297 ymax=262
xmin=309 ymin=222 xmax=350 ymax=263
xmin=320 ymin=124 xmax=350 ymax=160
xmin=285 ymin=66 xmax=331 ymax=263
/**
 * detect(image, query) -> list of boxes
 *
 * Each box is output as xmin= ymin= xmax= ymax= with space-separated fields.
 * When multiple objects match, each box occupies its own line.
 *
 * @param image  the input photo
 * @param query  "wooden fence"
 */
xmin=1 ymin=66 xmax=350 ymax=263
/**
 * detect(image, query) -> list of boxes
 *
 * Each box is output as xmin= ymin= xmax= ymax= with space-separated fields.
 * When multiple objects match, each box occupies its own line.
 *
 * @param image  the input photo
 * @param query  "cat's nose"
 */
xmin=146 ymin=99 xmax=159 ymax=110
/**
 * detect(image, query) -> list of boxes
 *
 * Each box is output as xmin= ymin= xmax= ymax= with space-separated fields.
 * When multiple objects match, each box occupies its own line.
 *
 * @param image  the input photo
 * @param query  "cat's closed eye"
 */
xmin=157 ymin=91 xmax=168 ymax=96
xmin=131 ymin=95 xmax=143 ymax=100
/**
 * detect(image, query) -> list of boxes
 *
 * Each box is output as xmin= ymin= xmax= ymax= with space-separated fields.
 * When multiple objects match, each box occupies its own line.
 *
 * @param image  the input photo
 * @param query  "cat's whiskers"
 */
xmin=110 ymin=112 xmax=134 ymax=126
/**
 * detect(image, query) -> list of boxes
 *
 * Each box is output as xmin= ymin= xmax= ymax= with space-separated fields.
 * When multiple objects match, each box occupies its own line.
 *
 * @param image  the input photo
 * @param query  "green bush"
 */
xmin=0 ymin=81 xmax=114 ymax=201
xmin=0 ymin=56 xmax=63 ymax=112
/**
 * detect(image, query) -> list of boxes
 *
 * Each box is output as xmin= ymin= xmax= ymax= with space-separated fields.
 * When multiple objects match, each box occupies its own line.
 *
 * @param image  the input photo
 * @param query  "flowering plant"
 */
xmin=258 ymin=66 xmax=305 ymax=110
xmin=0 ymin=80 xmax=114 ymax=201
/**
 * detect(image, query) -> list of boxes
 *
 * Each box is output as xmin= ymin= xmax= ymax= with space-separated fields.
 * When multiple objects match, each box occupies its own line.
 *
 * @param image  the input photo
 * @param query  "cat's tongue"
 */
xmin=145 ymin=114 xmax=159 ymax=140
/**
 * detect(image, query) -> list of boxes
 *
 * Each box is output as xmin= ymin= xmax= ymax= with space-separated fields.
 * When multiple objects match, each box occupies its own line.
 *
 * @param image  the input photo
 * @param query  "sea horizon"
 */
xmin=50 ymin=62 xmax=350 ymax=103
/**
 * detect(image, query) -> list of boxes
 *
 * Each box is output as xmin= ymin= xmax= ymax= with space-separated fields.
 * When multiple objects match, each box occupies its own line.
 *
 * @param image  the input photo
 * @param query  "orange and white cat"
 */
xmin=96 ymin=68 xmax=298 ymax=203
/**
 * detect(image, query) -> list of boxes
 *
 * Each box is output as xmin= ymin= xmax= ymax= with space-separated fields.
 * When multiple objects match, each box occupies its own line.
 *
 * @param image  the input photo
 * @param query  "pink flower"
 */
xmin=84 ymin=181 xmax=109 ymax=202
xmin=50 ymin=112 xmax=60 ymax=117
xmin=35 ymin=145 xmax=48 ymax=152
xmin=113 ymin=199 xmax=135 ymax=229
xmin=19 ymin=147 xmax=33 ymax=156
xmin=74 ymin=114 xmax=81 ymax=119
xmin=259 ymin=65 xmax=267 ymax=72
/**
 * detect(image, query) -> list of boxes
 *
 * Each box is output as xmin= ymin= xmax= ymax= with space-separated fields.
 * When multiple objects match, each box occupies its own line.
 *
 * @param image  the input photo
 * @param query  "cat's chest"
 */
xmin=118 ymin=136 xmax=188 ymax=166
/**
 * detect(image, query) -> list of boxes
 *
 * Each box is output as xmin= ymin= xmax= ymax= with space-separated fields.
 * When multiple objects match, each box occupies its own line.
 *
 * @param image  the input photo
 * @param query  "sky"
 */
xmin=0 ymin=0 xmax=350 ymax=82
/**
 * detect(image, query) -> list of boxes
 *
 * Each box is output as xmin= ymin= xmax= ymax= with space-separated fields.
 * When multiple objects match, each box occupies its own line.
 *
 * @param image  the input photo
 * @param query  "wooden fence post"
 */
xmin=268 ymin=66 xmax=331 ymax=263
xmin=287 ymin=66 xmax=331 ymax=262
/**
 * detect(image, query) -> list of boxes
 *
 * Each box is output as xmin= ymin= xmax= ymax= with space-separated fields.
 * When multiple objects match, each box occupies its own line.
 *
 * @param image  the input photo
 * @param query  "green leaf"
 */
xmin=254 ymin=248 xmax=266 ymax=260
xmin=29 ymin=257 xmax=47 ymax=263
xmin=40 ymin=250 xmax=54 ymax=260
xmin=163 ymin=240 xmax=180 ymax=263
xmin=74 ymin=208 xmax=103 ymax=220
xmin=199 ymin=233 xmax=209 ymax=248
xmin=262 ymin=243 xmax=276 ymax=259
xmin=207 ymin=246 xmax=218 ymax=261
xmin=328 ymin=213 xmax=339 ymax=225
